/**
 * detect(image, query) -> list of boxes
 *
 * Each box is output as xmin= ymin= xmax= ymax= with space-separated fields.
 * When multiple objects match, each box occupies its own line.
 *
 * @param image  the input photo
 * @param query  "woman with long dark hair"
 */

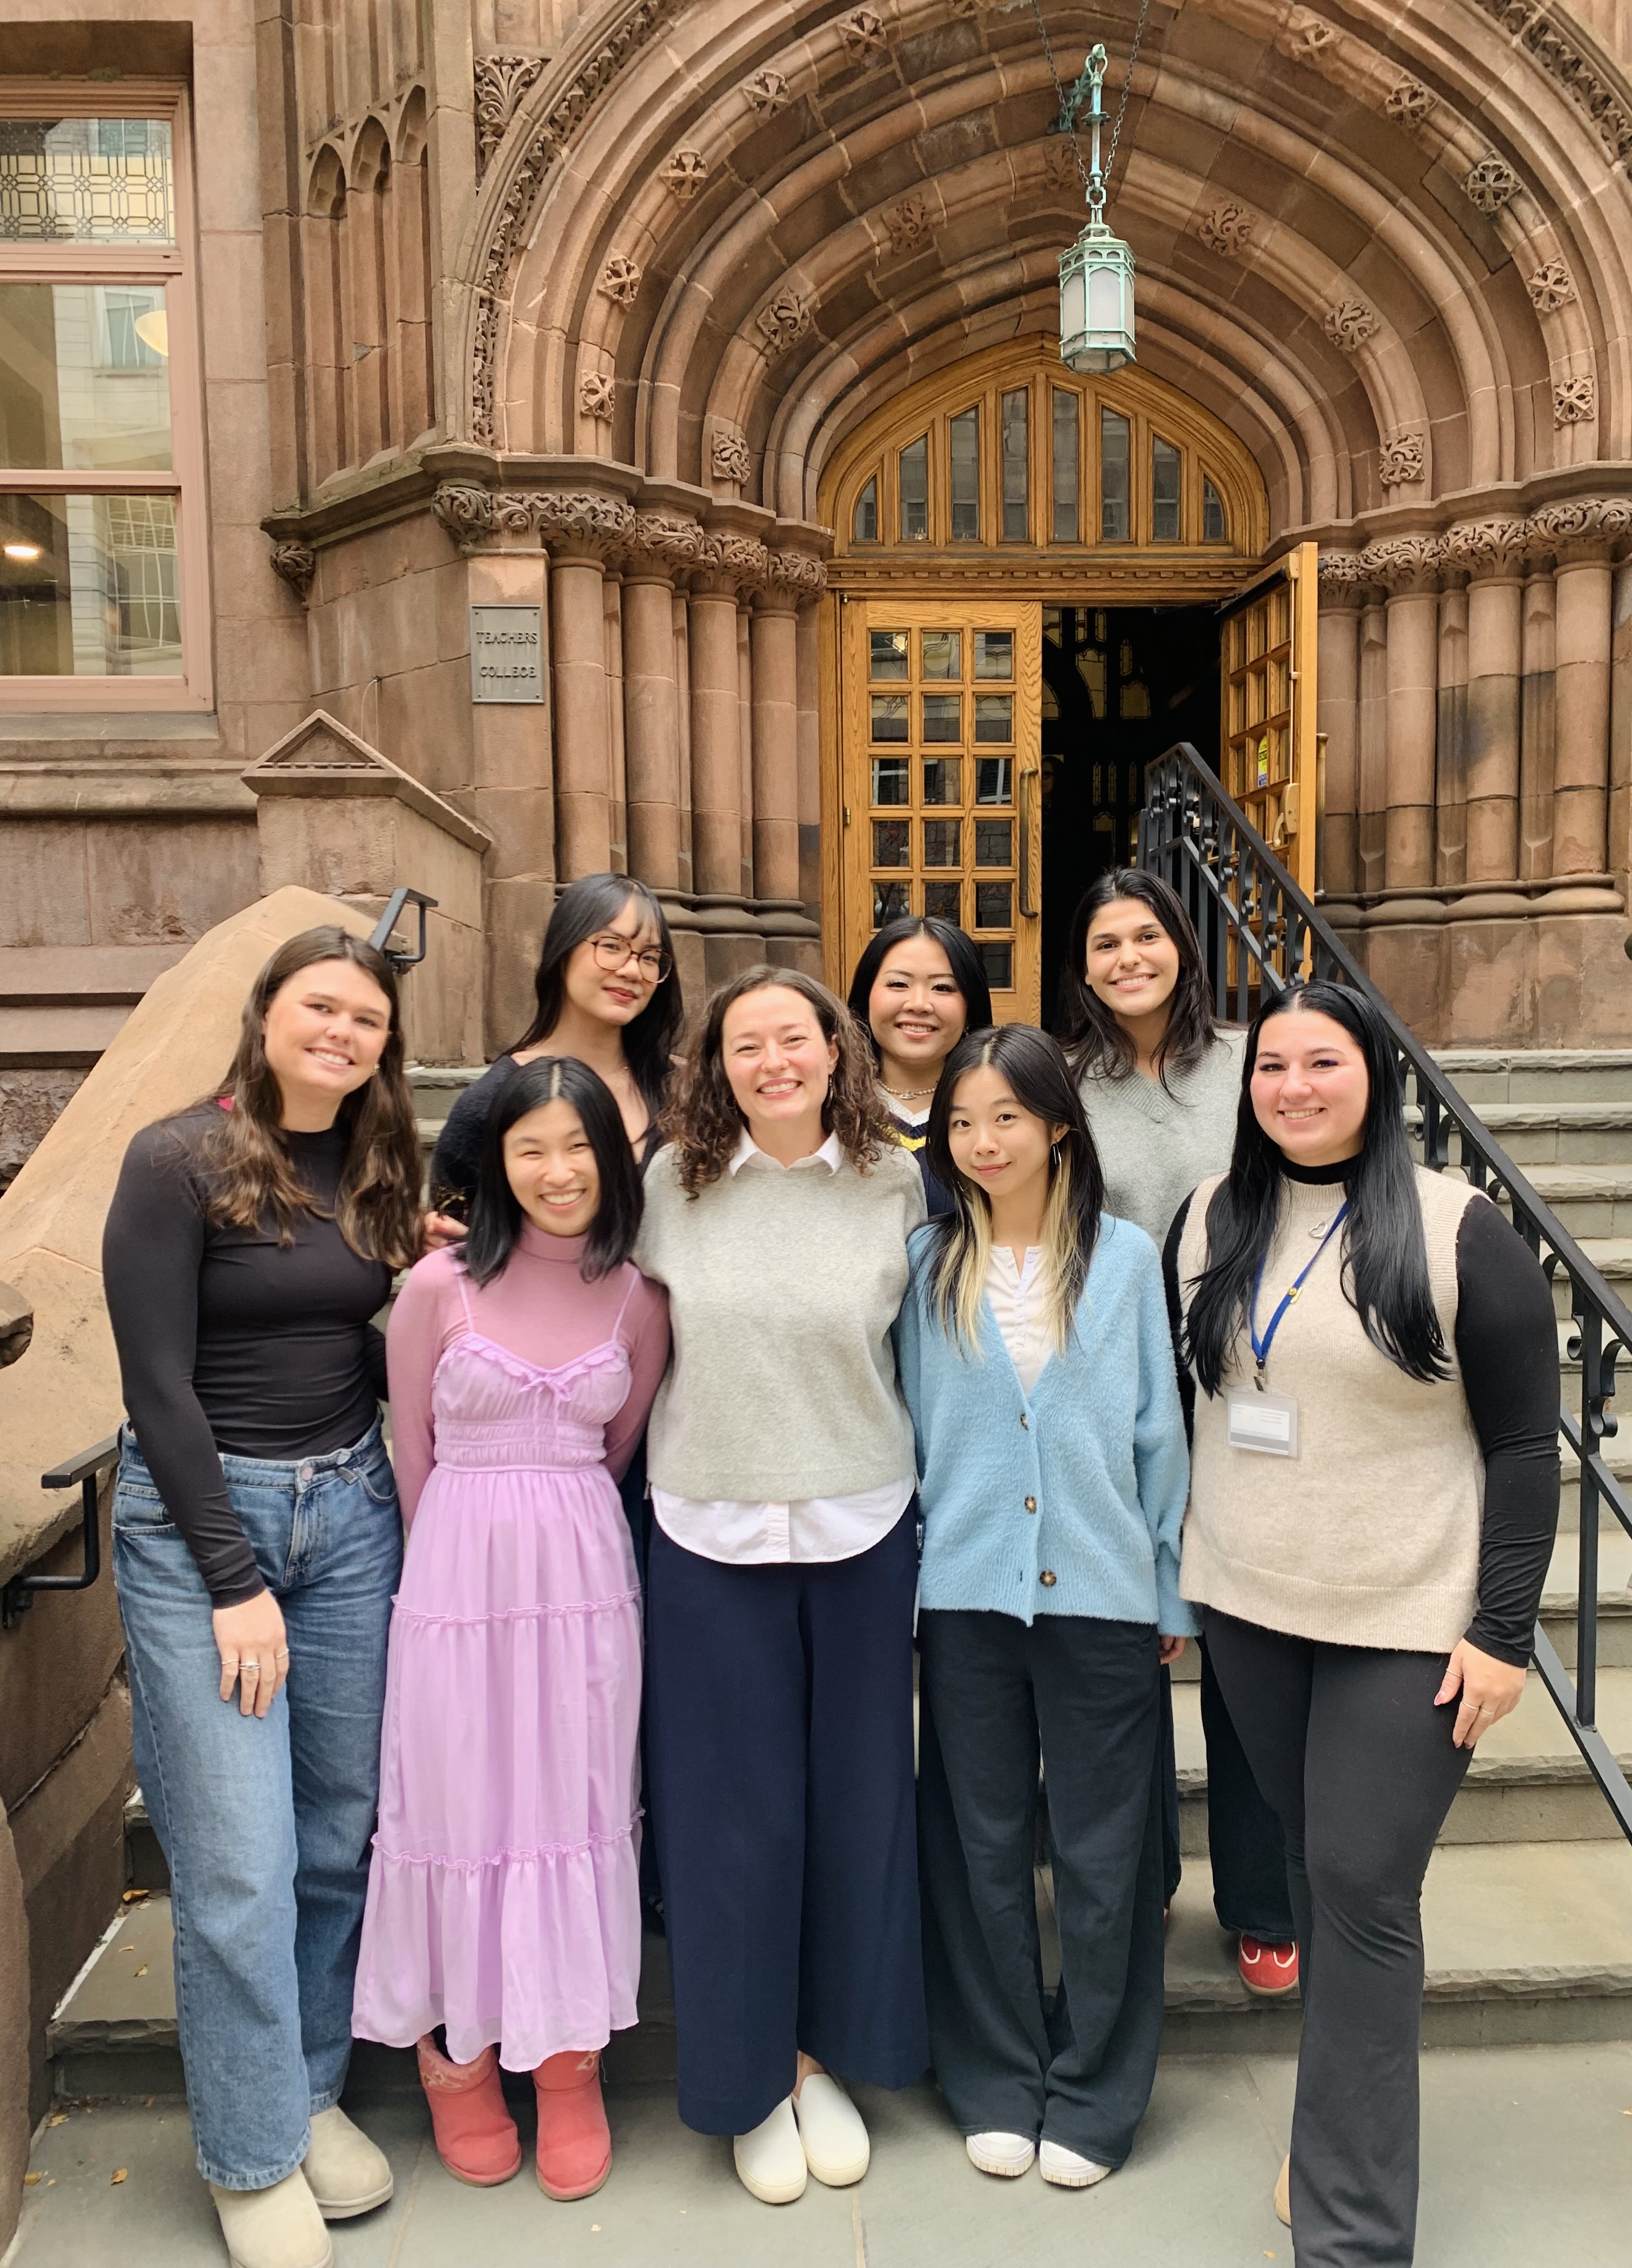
xmin=846 ymin=916 xmax=993 ymax=1214
xmin=353 ymin=1057 xmax=668 ymax=2204
xmin=102 ymin=927 xmax=423 ymax=2268
xmin=895 ymin=1025 xmax=1191 ymax=2191
xmin=427 ymin=873 xmax=683 ymax=1226
xmin=636 ymin=966 xmax=928 ymax=2206
xmin=1166 ymin=979 xmax=1559 ymax=2265
xmin=1058 ymin=868 xmax=1295 ymax=1998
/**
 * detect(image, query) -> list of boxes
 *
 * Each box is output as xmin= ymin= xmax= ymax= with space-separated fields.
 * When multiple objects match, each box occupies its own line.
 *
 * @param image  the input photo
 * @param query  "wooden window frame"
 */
xmin=0 ymin=79 xmax=210 ymax=712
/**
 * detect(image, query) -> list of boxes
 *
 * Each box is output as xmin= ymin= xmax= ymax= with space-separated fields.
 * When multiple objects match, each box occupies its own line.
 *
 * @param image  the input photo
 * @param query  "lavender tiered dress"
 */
xmin=353 ymin=1272 xmax=644 ymax=2070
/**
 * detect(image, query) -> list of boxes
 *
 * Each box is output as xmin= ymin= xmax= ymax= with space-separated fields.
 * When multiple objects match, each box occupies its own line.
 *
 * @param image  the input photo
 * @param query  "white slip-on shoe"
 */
xmin=733 ymin=2098 xmax=808 ymax=2204
xmin=301 ymin=2106 xmax=394 ymax=2218
xmin=209 ymin=2171 xmax=333 ymax=2268
xmin=966 ymin=2131 xmax=1036 ymax=2178
xmin=1274 ymin=2153 xmax=1291 ymax=2226
xmin=1038 ymin=2139 xmax=1112 ymax=2189
xmin=792 ymin=2073 xmax=870 ymax=2187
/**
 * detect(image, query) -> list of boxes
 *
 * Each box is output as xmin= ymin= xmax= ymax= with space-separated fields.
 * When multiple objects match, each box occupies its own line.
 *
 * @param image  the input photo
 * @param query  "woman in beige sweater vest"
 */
xmin=1164 ymin=980 xmax=1558 ymax=2268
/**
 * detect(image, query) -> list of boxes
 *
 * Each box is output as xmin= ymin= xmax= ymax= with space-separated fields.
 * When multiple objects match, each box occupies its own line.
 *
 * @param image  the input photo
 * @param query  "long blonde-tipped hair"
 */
xmin=923 ymin=1025 xmax=1104 ymax=1360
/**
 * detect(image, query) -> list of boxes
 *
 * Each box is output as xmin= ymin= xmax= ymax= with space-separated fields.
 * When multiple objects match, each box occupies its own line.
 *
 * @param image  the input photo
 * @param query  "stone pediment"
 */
xmin=242 ymin=711 xmax=492 ymax=853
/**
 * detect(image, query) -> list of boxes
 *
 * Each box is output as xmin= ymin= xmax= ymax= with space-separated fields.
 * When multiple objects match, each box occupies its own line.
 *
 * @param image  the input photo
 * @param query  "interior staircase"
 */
xmin=43 ymin=1050 xmax=1632 ymax=2104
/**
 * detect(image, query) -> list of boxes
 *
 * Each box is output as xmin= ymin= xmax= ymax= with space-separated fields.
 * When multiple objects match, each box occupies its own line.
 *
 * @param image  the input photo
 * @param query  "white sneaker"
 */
xmin=792 ymin=2073 xmax=869 ymax=2186
xmin=733 ymin=2098 xmax=807 ymax=2204
xmin=302 ymin=2106 xmax=393 ymax=2218
xmin=1038 ymin=2138 xmax=1111 ymax=2189
xmin=966 ymin=2130 xmax=1036 ymax=2177
xmin=1274 ymin=2153 xmax=1291 ymax=2226
xmin=209 ymin=2171 xmax=333 ymax=2268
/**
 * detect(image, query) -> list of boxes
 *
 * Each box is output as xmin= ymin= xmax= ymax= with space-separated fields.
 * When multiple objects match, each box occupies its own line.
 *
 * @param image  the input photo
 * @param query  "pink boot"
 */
xmin=533 ymin=2050 xmax=612 ymax=2200
xmin=417 ymin=2035 xmax=522 ymax=2187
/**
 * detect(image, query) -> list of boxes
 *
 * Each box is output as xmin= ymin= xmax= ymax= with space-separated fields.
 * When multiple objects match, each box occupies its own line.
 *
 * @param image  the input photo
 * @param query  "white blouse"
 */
xmin=986 ymin=1245 xmax=1052 ymax=1396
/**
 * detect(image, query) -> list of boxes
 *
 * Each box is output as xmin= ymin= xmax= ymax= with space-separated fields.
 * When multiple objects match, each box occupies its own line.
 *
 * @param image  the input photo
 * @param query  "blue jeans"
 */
xmin=113 ymin=1419 xmax=400 ymax=2189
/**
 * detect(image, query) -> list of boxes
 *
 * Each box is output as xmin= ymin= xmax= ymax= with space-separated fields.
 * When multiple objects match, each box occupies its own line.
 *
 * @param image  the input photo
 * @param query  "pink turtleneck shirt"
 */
xmin=384 ymin=1223 xmax=670 ymax=1526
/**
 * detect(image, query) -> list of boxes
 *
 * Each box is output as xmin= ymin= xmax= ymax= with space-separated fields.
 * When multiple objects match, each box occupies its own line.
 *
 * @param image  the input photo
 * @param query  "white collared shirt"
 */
xmin=986 ymin=1245 xmax=1052 ymax=1396
xmin=649 ymin=1122 xmax=917 ymax=1565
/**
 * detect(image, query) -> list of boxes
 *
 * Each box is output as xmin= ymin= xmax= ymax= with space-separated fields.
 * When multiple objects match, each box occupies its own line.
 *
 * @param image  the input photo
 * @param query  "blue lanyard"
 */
xmin=1249 ymin=1203 xmax=1348 ymax=1380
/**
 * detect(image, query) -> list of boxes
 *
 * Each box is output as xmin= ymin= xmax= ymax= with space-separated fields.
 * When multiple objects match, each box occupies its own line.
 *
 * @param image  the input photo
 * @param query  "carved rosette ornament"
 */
xmin=1323 ymin=298 xmax=1378 ymax=352
xmin=598 ymin=254 xmax=642 ymax=308
xmin=743 ymin=68 xmax=789 ymax=116
xmin=1197 ymin=202 xmax=1253 ymax=256
xmin=1383 ymin=77 xmax=1436 ymax=126
xmin=579 ymin=371 xmax=616 ymax=420
xmin=1378 ymin=429 xmax=1427 ymax=486
xmin=1553 ymin=374 xmax=1597 ymax=425
xmin=756 ymin=285 xmax=813 ymax=363
xmin=1286 ymin=10 xmax=1338 ymax=60
xmin=474 ymin=53 xmax=547 ymax=177
xmin=1526 ymin=258 xmax=1576 ymax=313
xmin=468 ymin=0 xmax=685 ymax=443
xmin=710 ymin=426 xmax=752 ymax=484
xmin=882 ymin=194 xmax=933 ymax=256
xmin=270 ymin=540 xmax=317 ymax=599
xmin=1463 ymin=156 xmax=1521 ymax=214
xmin=664 ymin=148 xmax=709 ymax=202
xmin=839 ymin=7 xmax=889 ymax=62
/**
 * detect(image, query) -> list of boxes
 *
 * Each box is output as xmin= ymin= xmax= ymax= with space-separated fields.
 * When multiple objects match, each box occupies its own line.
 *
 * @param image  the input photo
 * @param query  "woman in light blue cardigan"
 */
xmin=894 ymin=1024 xmax=1194 ymax=2194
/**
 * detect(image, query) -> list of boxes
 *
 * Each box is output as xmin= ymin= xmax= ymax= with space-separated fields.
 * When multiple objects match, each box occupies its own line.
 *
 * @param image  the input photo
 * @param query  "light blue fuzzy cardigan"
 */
xmin=894 ymin=1216 xmax=1198 ymax=1635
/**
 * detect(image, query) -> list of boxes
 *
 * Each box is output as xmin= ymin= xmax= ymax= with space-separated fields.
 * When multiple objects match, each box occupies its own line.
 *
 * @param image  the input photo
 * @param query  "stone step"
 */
xmin=1550 ymin=1238 xmax=1632 ymax=1324
xmin=53 ymin=1822 xmax=1632 ymax=2100
xmin=1171 ymin=1672 xmax=1632 ymax=1849
xmin=1435 ymin=1051 xmax=1632 ymax=1106
xmin=1514 ymin=1167 xmax=1632 ymax=1241
xmin=1471 ymin=1102 xmax=1632 ymax=1167
xmin=1540 ymin=1527 xmax=1632 ymax=1667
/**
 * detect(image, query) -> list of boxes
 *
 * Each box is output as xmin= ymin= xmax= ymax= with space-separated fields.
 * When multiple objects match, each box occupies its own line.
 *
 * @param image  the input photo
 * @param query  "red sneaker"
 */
xmin=1238 ymin=1936 xmax=1299 ymax=1997
xmin=534 ymin=2050 xmax=612 ymax=2200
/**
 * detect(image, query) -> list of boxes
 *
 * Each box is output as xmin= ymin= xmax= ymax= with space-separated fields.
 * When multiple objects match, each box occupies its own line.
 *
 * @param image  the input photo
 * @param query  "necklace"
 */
xmin=881 ymin=1080 xmax=937 ymax=1100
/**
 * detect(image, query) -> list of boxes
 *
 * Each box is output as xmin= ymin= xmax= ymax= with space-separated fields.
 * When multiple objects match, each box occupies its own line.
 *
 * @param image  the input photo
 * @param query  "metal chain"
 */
xmin=1027 ymin=0 xmax=1092 ymax=196
xmin=1105 ymin=0 xmax=1154 ymax=187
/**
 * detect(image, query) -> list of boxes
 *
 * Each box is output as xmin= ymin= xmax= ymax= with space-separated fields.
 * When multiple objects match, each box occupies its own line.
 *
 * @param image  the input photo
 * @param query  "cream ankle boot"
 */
xmin=209 ymin=2170 xmax=332 ymax=2268
xmin=302 ymin=2105 xmax=393 ymax=2217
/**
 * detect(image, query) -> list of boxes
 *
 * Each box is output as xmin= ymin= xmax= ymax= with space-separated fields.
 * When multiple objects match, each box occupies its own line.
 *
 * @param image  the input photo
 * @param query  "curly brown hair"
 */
xmin=664 ymin=964 xmax=892 ymax=1196
xmin=192 ymin=926 xmax=423 ymax=1270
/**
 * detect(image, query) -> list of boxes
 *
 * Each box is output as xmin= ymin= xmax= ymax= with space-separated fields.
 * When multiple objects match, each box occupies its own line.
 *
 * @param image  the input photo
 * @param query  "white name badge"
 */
xmin=1227 ymin=1387 xmax=1299 ymax=1457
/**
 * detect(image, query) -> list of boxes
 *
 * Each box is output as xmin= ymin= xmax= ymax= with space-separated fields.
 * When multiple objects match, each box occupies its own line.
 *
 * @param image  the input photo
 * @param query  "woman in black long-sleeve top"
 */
xmin=102 ymin=925 xmax=422 ymax=2268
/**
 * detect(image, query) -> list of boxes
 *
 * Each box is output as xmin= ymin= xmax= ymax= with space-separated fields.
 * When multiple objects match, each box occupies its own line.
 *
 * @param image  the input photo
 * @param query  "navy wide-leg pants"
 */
xmin=643 ymin=1509 xmax=929 ymax=2136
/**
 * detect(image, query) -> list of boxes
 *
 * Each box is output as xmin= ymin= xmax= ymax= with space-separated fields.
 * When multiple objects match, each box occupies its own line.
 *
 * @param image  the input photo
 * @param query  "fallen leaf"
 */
xmin=47 ymin=2114 xmax=67 ymax=2127
xmin=133 ymin=1965 xmax=148 ymax=1978
xmin=120 ymin=1945 xmax=136 ymax=1953
xmin=121 ymin=1889 xmax=150 ymax=1904
xmin=111 ymin=2169 xmax=128 ymax=2185
xmin=22 ymin=2173 xmax=40 ymax=2186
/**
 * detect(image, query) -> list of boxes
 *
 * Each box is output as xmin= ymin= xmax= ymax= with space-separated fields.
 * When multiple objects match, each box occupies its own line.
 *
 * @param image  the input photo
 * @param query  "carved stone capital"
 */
xmin=765 ymin=549 xmax=827 ymax=600
xmin=1316 ymin=550 xmax=1370 ymax=600
xmin=1441 ymin=517 xmax=1531 ymax=578
xmin=1360 ymin=534 xmax=1442 ymax=593
xmin=533 ymin=491 xmax=637 ymax=560
xmin=269 ymin=539 xmax=317 ymax=599
xmin=1528 ymin=495 xmax=1632 ymax=563
xmin=624 ymin=511 xmax=706 ymax=577
xmin=432 ymin=484 xmax=497 ymax=550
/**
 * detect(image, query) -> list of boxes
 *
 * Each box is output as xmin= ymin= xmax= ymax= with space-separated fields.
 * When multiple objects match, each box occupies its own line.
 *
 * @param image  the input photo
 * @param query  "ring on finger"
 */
xmin=241 ymin=1661 xmax=261 ymax=1677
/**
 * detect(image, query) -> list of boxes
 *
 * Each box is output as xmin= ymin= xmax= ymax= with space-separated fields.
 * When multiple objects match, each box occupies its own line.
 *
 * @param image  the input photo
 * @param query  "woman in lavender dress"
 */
xmin=353 ymin=1057 xmax=668 ymax=2203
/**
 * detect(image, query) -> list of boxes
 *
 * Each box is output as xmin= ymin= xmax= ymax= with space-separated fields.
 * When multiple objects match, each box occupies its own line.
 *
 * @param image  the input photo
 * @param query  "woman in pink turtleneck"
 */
xmin=352 ymin=1057 xmax=668 ymax=2206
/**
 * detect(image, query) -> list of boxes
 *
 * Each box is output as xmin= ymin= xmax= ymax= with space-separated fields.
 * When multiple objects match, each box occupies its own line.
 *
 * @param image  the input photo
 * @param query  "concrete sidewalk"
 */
xmin=8 ymin=2045 xmax=1630 ymax=2268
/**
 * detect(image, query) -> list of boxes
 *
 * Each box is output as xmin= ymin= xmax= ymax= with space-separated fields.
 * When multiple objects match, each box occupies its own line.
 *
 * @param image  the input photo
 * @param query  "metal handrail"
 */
xmin=369 ymin=888 xmax=437 ymax=972
xmin=1 ymin=1434 xmax=120 ymax=1631
xmin=1140 ymin=739 xmax=1632 ymax=1843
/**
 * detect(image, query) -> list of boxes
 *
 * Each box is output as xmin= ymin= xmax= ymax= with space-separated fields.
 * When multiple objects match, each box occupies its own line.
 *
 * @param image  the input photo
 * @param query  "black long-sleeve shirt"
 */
xmin=102 ymin=1109 xmax=391 ymax=1606
xmin=1162 ymin=1160 xmax=1561 ymax=1667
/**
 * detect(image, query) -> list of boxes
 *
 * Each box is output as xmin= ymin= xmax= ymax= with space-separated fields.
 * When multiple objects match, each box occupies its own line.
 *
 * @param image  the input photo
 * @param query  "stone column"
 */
xmin=750 ymin=594 xmax=800 ymax=903
xmin=1377 ymin=540 xmax=1440 ymax=890
xmin=737 ymin=608 xmax=755 ymax=902
xmin=1453 ymin=520 xmax=1527 ymax=883
xmin=1358 ymin=599 xmax=1388 ymax=893
xmin=1519 ymin=572 xmax=1556 ymax=881
xmin=1316 ymin=566 xmax=1363 ymax=896
xmin=796 ymin=601 xmax=822 ymax=928
xmin=688 ymin=577 xmax=745 ymax=897
xmin=1433 ymin=583 xmax=1468 ymax=886
xmin=603 ymin=574 xmax=628 ymax=874
xmin=549 ymin=550 xmax=612 ymax=879
xmin=622 ymin=568 xmax=683 ymax=889
xmin=1543 ymin=513 xmax=1615 ymax=876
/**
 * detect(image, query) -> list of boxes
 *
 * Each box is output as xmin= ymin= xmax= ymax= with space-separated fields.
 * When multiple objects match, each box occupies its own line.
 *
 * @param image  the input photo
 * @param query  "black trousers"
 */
xmin=918 ymin=1610 xmax=1166 ymax=2170
xmin=643 ymin=1511 xmax=928 ymax=2135
xmin=1157 ymin=1652 xmax=1294 ymax=1937
xmin=1203 ymin=1610 xmax=1472 ymax=2268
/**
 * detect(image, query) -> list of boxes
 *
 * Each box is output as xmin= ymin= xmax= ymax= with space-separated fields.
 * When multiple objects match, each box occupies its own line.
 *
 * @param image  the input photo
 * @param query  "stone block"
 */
xmin=0 ymin=1074 xmax=82 ymax=1192
xmin=1535 ymin=911 xmax=1632 ymax=1047
xmin=1364 ymin=919 xmax=1448 ymax=1042
xmin=483 ymin=875 xmax=554 ymax=1057
xmin=85 ymin=820 xmax=259 ymax=947
xmin=0 ymin=886 xmax=377 ymax=1587
xmin=0 ymin=824 xmax=92 ymax=950
xmin=0 ymin=1477 xmax=123 ymax=1817
xmin=1442 ymin=917 xmax=1535 ymax=1046
xmin=0 ymin=1808 xmax=26 ymax=2256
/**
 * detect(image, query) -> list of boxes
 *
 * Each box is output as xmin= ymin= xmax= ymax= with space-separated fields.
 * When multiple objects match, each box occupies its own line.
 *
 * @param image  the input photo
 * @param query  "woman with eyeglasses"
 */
xmin=426 ymin=875 xmax=683 ymax=1238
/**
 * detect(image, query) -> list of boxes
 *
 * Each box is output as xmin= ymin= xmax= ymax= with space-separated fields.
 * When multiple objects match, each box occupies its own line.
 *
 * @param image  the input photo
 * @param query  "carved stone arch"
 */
xmin=394 ymin=84 xmax=430 ymax=166
xmin=349 ymin=114 xmax=391 ymax=195
xmin=306 ymin=142 xmax=347 ymax=219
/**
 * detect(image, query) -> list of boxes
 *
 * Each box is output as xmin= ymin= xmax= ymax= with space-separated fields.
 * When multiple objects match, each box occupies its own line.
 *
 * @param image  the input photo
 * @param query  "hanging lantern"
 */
xmin=1054 ymin=43 xmax=1138 ymax=374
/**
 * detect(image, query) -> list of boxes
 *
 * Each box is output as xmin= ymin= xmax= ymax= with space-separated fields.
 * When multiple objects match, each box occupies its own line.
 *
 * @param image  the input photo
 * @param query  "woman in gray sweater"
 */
xmin=635 ymin=966 xmax=928 ymax=2209
xmin=1057 ymin=869 xmax=1297 ymax=1999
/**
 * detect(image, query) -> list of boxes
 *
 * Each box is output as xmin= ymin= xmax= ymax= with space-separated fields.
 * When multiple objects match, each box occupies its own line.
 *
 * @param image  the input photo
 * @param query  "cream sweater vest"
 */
xmin=1176 ymin=1166 xmax=1486 ymax=1652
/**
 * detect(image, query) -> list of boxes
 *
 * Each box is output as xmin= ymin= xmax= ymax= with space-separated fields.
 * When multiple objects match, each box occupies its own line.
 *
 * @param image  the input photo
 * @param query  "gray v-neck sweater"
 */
xmin=1079 ymin=1028 xmax=1247 ymax=1250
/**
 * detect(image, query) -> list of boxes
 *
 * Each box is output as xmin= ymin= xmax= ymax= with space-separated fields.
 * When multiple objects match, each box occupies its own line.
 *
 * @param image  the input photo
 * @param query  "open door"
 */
xmin=839 ymin=599 xmax=1043 ymax=1022
xmin=1219 ymin=541 xmax=1319 ymax=902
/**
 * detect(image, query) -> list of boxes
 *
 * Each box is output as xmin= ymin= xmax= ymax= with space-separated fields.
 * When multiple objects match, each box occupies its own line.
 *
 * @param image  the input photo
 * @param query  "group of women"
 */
xmin=100 ymin=863 xmax=1561 ymax=2268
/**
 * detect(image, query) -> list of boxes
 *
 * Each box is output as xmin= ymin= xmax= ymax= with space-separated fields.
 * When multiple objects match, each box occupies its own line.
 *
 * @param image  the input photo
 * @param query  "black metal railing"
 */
xmin=370 ymin=887 xmax=436 ymax=971
xmin=1 ymin=1435 xmax=120 ymax=1631
xmin=1140 ymin=739 xmax=1632 ymax=1844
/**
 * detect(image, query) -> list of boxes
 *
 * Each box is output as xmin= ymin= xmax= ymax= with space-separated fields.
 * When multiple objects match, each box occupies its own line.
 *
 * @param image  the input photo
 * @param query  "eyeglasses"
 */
xmin=589 ymin=932 xmax=672 ymax=982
